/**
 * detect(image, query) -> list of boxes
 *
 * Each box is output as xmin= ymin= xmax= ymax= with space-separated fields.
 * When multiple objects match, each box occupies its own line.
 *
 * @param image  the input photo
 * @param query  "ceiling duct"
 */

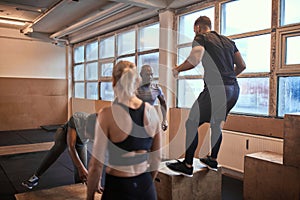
xmin=68 ymin=8 xmax=158 ymax=44
xmin=20 ymin=0 xmax=66 ymax=34
xmin=50 ymin=3 xmax=132 ymax=40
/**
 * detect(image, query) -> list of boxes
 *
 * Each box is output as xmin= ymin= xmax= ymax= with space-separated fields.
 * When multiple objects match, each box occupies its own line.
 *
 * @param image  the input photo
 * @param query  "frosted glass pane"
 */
xmin=138 ymin=52 xmax=159 ymax=78
xmin=74 ymin=64 xmax=84 ymax=81
xmin=278 ymin=76 xmax=300 ymax=117
xmin=117 ymin=31 xmax=135 ymax=56
xmin=74 ymin=83 xmax=84 ymax=98
xmin=281 ymin=0 xmax=300 ymax=26
xmin=177 ymin=79 xmax=204 ymax=108
xmin=234 ymin=34 xmax=271 ymax=73
xmin=286 ymin=36 xmax=300 ymax=65
xmin=232 ymin=78 xmax=269 ymax=115
xmin=221 ymin=0 xmax=271 ymax=35
xmin=74 ymin=45 xmax=84 ymax=63
xmin=101 ymin=82 xmax=114 ymax=101
xmin=86 ymin=62 xmax=98 ymax=80
xmin=100 ymin=36 xmax=114 ymax=59
xmin=86 ymin=41 xmax=98 ymax=61
xmin=100 ymin=63 xmax=113 ymax=77
xmin=138 ymin=23 xmax=159 ymax=51
xmin=87 ymin=82 xmax=98 ymax=100
xmin=178 ymin=7 xmax=214 ymax=44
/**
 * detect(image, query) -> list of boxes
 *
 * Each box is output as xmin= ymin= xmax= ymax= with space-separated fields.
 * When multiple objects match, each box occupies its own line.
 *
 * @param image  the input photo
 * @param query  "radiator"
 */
xmin=217 ymin=130 xmax=283 ymax=173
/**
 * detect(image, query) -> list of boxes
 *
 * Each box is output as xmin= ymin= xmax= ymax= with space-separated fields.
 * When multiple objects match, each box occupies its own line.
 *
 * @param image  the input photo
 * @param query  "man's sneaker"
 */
xmin=199 ymin=156 xmax=218 ymax=171
xmin=166 ymin=160 xmax=193 ymax=177
xmin=22 ymin=175 xmax=39 ymax=189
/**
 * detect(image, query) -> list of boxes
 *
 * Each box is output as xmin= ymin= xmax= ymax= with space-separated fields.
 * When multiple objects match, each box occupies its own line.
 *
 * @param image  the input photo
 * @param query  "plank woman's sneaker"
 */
xmin=22 ymin=175 xmax=39 ymax=189
xmin=166 ymin=160 xmax=193 ymax=177
xmin=199 ymin=156 xmax=218 ymax=171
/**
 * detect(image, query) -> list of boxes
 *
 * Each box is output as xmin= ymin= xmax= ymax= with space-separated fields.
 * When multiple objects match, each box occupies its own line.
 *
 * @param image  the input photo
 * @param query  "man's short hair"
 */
xmin=194 ymin=16 xmax=211 ymax=29
xmin=140 ymin=65 xmax=151 ymax=75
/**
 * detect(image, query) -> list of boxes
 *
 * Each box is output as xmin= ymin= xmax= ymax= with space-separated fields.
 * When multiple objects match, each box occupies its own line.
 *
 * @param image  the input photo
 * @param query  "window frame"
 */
xmin=277 ymin=27 xmax=300 ymax=73
xmin=72 ymin=17 xmax=159 ymax=101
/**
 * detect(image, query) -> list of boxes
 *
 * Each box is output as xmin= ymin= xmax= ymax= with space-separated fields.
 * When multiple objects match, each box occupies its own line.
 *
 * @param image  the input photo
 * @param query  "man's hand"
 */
xmin=96 ymin=185 xmax=104 ymax=194
xmin=161 ymin=120 xmax=168 ymax=131
xmin=78 ymin=167 xmax=88 ymax=184
xmin=172 ymin=66 xmax=179 ymax=78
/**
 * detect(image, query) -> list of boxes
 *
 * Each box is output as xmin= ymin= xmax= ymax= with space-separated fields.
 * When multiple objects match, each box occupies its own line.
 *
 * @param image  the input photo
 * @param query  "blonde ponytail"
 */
xmin=113 ymin=61 xmax=140 ymax=99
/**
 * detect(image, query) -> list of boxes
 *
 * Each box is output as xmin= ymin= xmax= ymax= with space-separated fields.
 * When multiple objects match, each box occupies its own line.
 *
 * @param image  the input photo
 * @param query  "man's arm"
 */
xmin=173 ymin=45 xmax=205 ymax=77
xmin=157 ymin=94 xmax=168 ymax=131
xmin=234 ymin=51 xmax=246 ymax=76
xmin=66 ymin=128 xmax=88 ymax=183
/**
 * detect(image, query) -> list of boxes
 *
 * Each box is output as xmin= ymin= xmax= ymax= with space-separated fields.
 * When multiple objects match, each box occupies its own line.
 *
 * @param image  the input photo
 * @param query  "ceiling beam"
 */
xmin=111 ymin=0 xmax=168 ymax=9
xmin=0 ymin=1 xmax=44 ymax=13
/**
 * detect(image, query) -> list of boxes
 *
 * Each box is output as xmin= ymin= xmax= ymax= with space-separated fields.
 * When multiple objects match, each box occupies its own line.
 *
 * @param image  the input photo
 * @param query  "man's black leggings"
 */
xmin=184 ymin=82 xmax=240 ymax=165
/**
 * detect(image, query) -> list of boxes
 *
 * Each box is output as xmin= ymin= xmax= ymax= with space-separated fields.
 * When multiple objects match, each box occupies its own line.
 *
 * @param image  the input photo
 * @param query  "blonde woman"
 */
xmin=87 ymin=61 xmax=162 ymax=200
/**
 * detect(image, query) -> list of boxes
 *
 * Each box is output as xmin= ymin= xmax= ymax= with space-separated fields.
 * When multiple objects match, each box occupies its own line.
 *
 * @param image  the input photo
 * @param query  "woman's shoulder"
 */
xmin=97 ymin=106 xmax=113 ymax=118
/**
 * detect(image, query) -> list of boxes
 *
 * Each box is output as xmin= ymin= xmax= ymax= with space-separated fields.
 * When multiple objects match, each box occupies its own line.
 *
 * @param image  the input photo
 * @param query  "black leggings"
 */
xmin=35 ymin=126 xmax=87 ymax=183
xmin=102 ymin=172 xmax=157 ymax=200
xmin=184 ymin=83 xmax=240 ymax=165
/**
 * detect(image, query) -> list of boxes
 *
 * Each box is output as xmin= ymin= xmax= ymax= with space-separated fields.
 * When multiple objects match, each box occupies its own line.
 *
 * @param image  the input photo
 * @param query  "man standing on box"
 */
xmin=166 ymin=16 xmax=246 ymax=176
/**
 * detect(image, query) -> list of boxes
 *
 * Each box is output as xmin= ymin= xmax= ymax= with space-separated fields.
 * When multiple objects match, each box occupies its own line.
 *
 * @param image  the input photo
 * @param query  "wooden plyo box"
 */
xmin=244 ymin=151 xmax=300 ymax=200
xmin=283 ymin=113 xmax=300 ymax=168
xmin=15 ymin=183 xmax=102 ymax=200
xmin=155 ymin=159 xmax=222 ymax=200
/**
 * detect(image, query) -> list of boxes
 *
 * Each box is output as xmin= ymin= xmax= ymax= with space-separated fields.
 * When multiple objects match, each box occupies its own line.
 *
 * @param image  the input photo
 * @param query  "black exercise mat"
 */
xmin=0 ymin=150 xmax=74 ymax=198
xmin=0 ymin=129 xmax=55 ymax=146
xmin=40 ymin=124 xmax=63 ymax=132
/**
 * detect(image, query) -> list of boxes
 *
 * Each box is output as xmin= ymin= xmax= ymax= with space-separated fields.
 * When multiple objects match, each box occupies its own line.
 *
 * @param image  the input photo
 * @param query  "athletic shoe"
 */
xmin=166 ymin=160 xmax=193 ymax=177
xmin=22 ymin=175 xmax=39 ymax=189
xmin=199 ymin=156 xmax=218 ymax=171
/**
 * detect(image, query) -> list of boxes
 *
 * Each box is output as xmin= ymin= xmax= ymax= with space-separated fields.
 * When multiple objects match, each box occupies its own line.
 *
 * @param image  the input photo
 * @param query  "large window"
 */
xmin=176 ymin=0 xmax=300 ymax=118
xmin=73 ymin=22 xmax=159 ymax=101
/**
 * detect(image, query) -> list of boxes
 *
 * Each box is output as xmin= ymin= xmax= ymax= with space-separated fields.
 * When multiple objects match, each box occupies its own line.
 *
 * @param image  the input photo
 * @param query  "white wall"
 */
xmin=0 ymin=28 xmax=66 ymax=79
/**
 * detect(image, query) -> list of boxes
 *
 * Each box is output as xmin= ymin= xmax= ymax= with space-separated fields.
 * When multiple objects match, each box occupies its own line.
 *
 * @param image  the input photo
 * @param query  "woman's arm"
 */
xmin=87 ymin=156 xmax=103 ymax=200
xmin=87 ymin=109 xmax=108 ymax=199
xmin=146 ymin=106 xmax=162 ymax=180
xmin=66 ymin=127 xmax=88 ymax=183
xmin=150 ymin=130 xmax=162 ymax=180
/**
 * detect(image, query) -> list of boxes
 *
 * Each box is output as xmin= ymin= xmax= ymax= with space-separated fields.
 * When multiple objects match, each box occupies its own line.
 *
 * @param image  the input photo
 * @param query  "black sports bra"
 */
xmin=108 ymin=101 xmax=153 ymax=166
